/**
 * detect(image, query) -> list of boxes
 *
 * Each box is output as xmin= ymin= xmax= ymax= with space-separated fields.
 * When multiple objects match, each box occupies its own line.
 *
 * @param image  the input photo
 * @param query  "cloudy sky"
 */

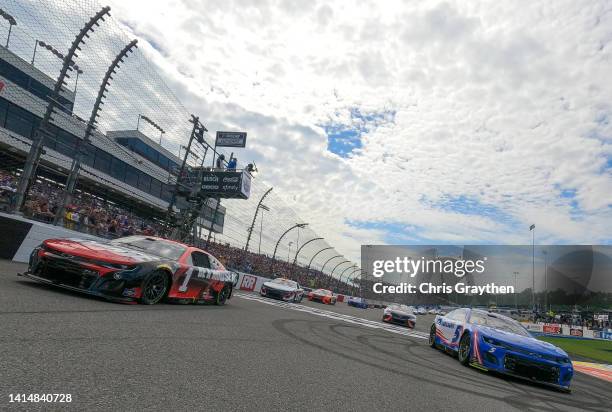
xmin=11 ymin=0 xmax=610 ymax=261
xmin=103 ymin=0 xmax=612 ymax=260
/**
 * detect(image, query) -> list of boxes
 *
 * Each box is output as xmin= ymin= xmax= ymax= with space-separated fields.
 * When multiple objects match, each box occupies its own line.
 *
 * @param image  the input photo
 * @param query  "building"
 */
xmin=0 ymin=44 xmax=224 ymax=233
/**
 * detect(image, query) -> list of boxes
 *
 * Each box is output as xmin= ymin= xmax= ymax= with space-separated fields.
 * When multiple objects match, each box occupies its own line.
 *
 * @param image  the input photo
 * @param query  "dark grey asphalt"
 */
xmin=1 ymin=260 xmax=610 ymax=411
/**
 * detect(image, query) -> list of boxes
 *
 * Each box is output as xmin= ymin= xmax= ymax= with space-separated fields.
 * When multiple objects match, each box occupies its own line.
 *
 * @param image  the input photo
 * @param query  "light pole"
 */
xmin=258 ymin=204 xmax=269 ymax=254
xmin=345 ymin=268 xmax=361 ymax=288
xmin=287 ymin=241 xmax=294 ymax=261
xmin=349 ymin=270 xmax=365 ymax=296
xmin=306 ymin=247 xmax=333 ymax=273
xmin=513 ymin=271 xmax=519 ymax=309
xmin=542 ymin=250 xmax=548 ymax=312
xmin=245 ymin=187 xmax=273 ymax=252
xmin=272 ymin=223 xmax=308 ymax=261
xmin=0 ymin=9 xmax=16 ymax=48
xmin=320 ymin=255 xmax=342 ymax=276
xmin=293 ymin=237 xmax=323 ymax=265
xmin=328 ymin=260 xmax=351 ymax=287
xmin=338 ymin=265 xmax=357 ymax=289
xmin=136 ymin=114 xmax=166 ymax=144
xmin=530 ymin=224 xmax=535 ymax=311
xmin=31 ymin=40 xmax=84 ymax=100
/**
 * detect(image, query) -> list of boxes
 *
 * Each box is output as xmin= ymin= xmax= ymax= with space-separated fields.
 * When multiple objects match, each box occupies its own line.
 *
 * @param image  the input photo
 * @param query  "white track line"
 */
xmin=235 ymin=292 xmax=428 ymax=340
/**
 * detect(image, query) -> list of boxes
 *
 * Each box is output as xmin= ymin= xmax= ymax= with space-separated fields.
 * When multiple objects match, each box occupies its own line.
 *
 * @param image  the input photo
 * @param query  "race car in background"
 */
xmin=307 ymin=288 xmax=336 ymax=305
xmin=383 ymin=304 xmax=417 ymax=328
xmin=347 ymin=296 xmax=368 ymax=309
xmin=260 ymin=278 xmax=304 ymax=302
xmin=20 ymin=236 xmax=237 ymax=305
xmin=416 ymin=306 xmax=427 ymax=315
xmin=429 ymin=308 xmax=573 ymax=391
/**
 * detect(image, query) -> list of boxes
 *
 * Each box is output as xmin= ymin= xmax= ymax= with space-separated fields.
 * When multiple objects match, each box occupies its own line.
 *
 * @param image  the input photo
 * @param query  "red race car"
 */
xmin=20 ymin=235 xmax=237 ymax=305
xmin=307 ymin=288 xmax=337 ymax=305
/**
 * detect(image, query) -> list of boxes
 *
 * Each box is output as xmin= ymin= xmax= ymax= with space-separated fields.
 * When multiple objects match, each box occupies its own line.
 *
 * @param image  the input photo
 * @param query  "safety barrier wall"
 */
xmin=524 ymin=322 xmax=612 ymax=340
xmin=0 ymin=212 xmax=98 ymax=263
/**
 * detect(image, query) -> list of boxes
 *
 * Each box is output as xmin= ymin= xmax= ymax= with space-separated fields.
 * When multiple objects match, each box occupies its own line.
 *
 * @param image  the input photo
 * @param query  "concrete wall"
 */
xmin=0 ymin=212 xmax=98 ymax=263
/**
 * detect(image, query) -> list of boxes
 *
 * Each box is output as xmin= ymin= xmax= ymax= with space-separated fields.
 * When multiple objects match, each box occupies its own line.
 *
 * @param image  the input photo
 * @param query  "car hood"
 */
xmin=476 ymin=326 xmax=568 ymax=357
xmin=387 ymin=309 xmax=415 ymax=317
xmin=43 ymin=238 xmax=163 ymax=265
xmin=262 ymin=282 xmax=297 ymax=292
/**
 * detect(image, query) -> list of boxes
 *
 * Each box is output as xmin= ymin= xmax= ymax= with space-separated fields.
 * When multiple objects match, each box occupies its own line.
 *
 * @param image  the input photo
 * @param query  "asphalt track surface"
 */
xmin=1 ymin=260 xmax=610 ymax=411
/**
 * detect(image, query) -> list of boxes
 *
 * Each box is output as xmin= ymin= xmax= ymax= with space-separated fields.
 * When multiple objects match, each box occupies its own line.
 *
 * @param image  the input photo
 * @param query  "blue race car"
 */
xmin=347 ymin=296 xmax=368 ymax=309
xmin=429 ymin=308 xmax=573 ymax=392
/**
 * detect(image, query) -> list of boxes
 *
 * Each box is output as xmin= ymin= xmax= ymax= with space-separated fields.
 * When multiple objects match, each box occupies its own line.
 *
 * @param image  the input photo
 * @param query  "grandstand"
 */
xmin=0 ymin=0 xmax=359 ymax=292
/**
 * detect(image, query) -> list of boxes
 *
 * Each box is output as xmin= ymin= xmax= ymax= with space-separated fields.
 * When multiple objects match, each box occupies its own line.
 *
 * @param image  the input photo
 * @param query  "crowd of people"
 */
xmin=0 ymin=168 xmax=163 ymax=239
xmin=204 ymin=241 xmax=355 ymax=293
xmin=1 ymin=168 xmax=355 ymax=294
xmin=533 ymin=311 xmax=612 ymax=330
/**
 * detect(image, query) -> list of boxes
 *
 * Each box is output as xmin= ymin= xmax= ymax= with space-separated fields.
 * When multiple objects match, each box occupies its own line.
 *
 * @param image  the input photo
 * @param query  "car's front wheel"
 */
xmin=458 ymin=333 xmax=471 ymax=366
xmin=141 ymin=270 xmax=169 ymax=305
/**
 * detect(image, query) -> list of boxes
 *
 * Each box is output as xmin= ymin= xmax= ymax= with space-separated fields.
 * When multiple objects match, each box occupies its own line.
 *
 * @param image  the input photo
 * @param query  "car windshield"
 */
xmin=469 ymin=311 xmax=529 ymax=336
xmin=110 ymin=236 xmax=186 ymax=260
xmin=315 ymin=289 xmax=331 ymax=295
xmin=272 ymin=278 xmax=297 ymax=288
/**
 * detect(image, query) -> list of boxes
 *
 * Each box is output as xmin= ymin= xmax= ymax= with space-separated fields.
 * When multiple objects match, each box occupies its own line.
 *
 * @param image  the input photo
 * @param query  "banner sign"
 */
xmin=594 ymin=314 xmax=609 ymax=321
xmin=601 ymin=331 xmax=612 ymax=340
xmin=200 ymin=170 xmax=251 ymax=199
xmin=215 ymin=131 xmax=247 ymax=148
xmin=239 ymin=275 xmax=257 ymax=291
xmin=570 ymin=328 xmax=583 ymax=337
xmin=525 ymin=323 xmax=543 ymax=333
xmin=542 ymin=323 xmax=561 ymax=334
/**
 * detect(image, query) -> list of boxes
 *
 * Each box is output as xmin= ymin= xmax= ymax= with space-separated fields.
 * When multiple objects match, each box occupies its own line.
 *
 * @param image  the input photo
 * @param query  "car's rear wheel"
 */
xmin=429 ymin=324 xmax=437 ymax=348
xmin=458 ymin=333 xmax=471 ymax=365
xmin=141 ymin=270 xmax=169 ymax=305
xmin=214 ymin=285 xmax=231 ymax=305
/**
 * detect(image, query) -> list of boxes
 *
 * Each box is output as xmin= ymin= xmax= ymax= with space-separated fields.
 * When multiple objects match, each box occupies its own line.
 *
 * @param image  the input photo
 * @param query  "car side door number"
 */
xmin=179 ymin=267 xmax=199 ymax=292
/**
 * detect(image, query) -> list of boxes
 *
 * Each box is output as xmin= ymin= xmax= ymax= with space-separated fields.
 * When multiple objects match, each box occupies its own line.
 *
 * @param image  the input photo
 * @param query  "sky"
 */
xmin=7 ymin=0 xmax=612 ymax=263
xmin=110 ymin=0 xmax=612 ymax=260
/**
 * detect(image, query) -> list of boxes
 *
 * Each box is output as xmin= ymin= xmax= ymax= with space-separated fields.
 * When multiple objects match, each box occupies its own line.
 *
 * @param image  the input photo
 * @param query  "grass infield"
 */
xmin=537 ymin=336 xmax=612 ymax=364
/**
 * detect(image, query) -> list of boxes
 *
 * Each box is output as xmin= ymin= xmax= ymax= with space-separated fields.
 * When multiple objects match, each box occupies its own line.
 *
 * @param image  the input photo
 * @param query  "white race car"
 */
xmin=416 ymin=307 xmax=427 ymax=315
xmin=383 ymin=304 xmax=417 ymax=328
xmin=260 ymin=278 xmax=304 ymax=302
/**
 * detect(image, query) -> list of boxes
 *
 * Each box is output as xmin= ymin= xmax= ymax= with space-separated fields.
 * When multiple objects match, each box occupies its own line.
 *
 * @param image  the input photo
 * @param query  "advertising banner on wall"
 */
xmin=199 ymin=169 xmax=251 ymax=199
xmin=543 ymin=324 xmax=562 ymax=334
xmin=570 ymin=328 xmax=584 ymax=337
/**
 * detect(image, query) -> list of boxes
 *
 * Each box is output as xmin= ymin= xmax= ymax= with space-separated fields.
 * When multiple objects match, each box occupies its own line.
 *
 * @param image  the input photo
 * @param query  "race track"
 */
xmin=1 ymin=260 xmax=610 ymax=411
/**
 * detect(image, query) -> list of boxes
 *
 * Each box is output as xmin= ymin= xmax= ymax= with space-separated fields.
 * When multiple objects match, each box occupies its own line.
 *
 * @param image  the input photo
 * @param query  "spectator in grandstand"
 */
xmin=0 ymin=172 xmax=16 ymax=210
